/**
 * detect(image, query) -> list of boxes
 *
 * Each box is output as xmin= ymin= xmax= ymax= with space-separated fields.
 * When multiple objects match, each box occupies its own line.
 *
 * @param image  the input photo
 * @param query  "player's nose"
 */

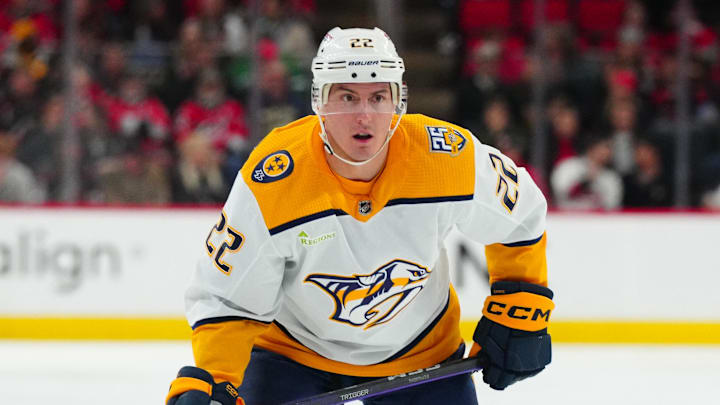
xmin=354 ymin=109 xmax=372 ymax=124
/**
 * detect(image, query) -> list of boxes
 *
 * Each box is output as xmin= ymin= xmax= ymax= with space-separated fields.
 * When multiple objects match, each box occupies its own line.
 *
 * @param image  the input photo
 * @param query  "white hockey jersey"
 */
xmin=185 ymin=114 xmax=548 ymax=386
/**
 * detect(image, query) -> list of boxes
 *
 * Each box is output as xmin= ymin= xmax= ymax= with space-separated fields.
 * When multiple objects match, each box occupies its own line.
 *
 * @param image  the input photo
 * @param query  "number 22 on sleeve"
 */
xmin=488 ymin=153 xmax=519 ymax=213
xmin=205 ymin=211 xmax=245 ymax=275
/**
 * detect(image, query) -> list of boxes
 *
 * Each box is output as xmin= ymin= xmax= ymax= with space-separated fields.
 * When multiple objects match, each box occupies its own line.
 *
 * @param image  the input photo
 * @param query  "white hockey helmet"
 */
xmin=311 ymin=27 xmax=408 ymax=166
xmin=311 ymin=27 xmax=407 ymax=114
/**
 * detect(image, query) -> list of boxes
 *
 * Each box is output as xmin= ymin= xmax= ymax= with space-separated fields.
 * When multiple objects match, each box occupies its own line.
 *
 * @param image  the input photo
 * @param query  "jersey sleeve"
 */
xmin=456 ymin=139 xmax=549 ymax=286
xmin=185 ymin=174 xmax=286 ymax=386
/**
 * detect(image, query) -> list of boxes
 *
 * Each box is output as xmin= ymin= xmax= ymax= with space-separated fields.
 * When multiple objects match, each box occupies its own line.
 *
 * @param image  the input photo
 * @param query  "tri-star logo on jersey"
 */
xmin=426 ymin=126 xmax=467 ymax=155
xmin=305 ymin=259 xmax=431 ymax=329
xmin=252 ymin=150 xmax=294 ymax=183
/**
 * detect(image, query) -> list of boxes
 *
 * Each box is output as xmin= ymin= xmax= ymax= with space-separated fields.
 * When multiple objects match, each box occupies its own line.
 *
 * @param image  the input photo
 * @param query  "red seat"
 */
xmin=577 ymin=0 xmax=626 ymax=38
xmin=519 ymin=0 xmax=570 ymax=32
xmin=459 ymin=0 xmax=512 ymax=36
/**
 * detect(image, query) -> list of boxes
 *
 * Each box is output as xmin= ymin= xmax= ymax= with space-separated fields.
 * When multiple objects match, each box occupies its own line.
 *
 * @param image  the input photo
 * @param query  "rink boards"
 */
xmin=1 ymin=207 xmax=719 ymax=344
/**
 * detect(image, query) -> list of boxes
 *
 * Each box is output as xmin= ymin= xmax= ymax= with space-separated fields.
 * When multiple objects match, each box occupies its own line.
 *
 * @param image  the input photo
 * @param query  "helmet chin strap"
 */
xmin=314 ymin=108 xmax=406 ymax=167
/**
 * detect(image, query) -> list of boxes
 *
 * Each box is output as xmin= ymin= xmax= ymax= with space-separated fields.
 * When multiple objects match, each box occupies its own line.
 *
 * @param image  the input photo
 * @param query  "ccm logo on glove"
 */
xmin=487 ymin=301 xmax=551 ymax=319
xmin=473 ymin=281 xmax=555 ymax=391
xmin=482 ymin=290 xmax=554 ymax=332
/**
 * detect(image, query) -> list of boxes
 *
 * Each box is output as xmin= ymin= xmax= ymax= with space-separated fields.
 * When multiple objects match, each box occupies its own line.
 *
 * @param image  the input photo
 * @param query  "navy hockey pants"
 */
xmin=237 ymin=344 xmax=478 ymax=404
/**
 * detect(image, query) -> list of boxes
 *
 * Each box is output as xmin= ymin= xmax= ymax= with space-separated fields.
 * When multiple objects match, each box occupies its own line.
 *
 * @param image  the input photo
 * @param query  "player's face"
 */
xmin=321 ymin=83 xmax=395 ymax=162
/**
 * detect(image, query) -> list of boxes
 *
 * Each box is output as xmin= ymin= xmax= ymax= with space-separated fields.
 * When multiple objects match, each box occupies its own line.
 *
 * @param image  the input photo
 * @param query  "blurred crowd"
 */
xmin=0 ymin=0 xmax=719 ymax=210
xmin=455 ymin=0 xmax=720 ymax=209
xmin=0 ymin=0 xmax=314 ymax=205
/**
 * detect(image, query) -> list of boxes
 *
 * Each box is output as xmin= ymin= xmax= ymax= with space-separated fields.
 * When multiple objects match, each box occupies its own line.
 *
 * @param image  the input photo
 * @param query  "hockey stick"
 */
xmin=283 ymin=356 xmax=485 ymax=405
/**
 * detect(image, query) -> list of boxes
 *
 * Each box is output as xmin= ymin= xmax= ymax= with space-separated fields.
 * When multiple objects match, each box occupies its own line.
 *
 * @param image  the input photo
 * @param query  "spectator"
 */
xmin=67 ymin=64 xmax=119 ymax=202
xmin=126 ymin=1 xmax=174 ymax=82
xmin=611 ymin=19 xmax=655 ymax=123
xmin=605 ymin=66 xmax=639 ymax=105
xmin=256 ymin=0 xmax=315 ymax=67
xmin=0 ymin=125 xmax=45 ymax=203
xmin=606 ymin=97 xmax=639 ymax=175
xmin=105 ymin=73 xmax=171 ymax=154
xmin=622 ymin=0 xmax=647 ymax=30
xmin=550 ymin=136 xmax=623 ymax=210
xmin=258 ymin=58 xmax=309 ymax=136
xmin=95 ymin=148 xmax=172 ymax=204
xmin=15 ymin=80 xmax=111 ymax=203
xmin=646 ymin=51 xmax=705 ymax=124
xmin=70 ymin=63 xmax=111 ymax=128
xmin=457 ymin=37 xmax=509 ymax=126
xmin=130 ymin=0 xmax=180 ymax=43
xmin=171 ymin=134 xmax=229 ymax=204
xmin=2 ymin=1 xmax=59 ymax=45
xmin=703 ymin=184 xmax=720 ymax=209
xmin=14 ymin=94 xmax=63 ymax=200
xmin=74 ymin=0 xmax=108 ymax=65
xmin=615 ymin=25 xmax=646 ymax=73
xmin=92 ymin=72 xmax=174 ymax=205
xmin=226 ymin=36 xmax=309 ymax=100
xmin=0 ymin=68 xmax=43 ymax=129
xmin=5 ymin=0 xmax=715 ymax=210
xmin=159 ymin=18 xmax=218 ymax=111
xmin=698 ymin=151 xmax=720 ymax=207
xmin=174 ymin=68 xmax=248 ymax=156
xmin=194 ymin=0 xmax=247 ymax=56
xmin=6 ymin=22 xmax=50 ymax=81
xmin=1 ymin=0 xmax=58 ymax=78
xmin=195 ymin=0 xmax=316 ymax=98
xmin=622 ymin=138 xmax=672 ymax=207
xmin=467 ymin=95 xmax=529 ymax=160
xmin=615 ymin=1 xmax=649 ymax=68
xmin=547 ymin=99 xmax=583 ymax=171
xmin=95 ymin=42 xmax=129 ymax=97
xmin=539 ymin=25 xmax=576 ymax=89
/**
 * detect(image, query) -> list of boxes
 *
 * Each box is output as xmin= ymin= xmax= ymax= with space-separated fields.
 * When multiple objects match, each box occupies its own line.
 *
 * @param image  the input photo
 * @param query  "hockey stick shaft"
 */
xmin=284 ymin=356 xmax=484 ymax=405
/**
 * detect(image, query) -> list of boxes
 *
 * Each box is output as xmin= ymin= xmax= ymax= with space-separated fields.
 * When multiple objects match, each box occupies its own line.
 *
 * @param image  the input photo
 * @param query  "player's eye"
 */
xmin=372 ymin=94 xmax=386 ymax=103
xmin=341 ymin=94 xmax=356 ymax=102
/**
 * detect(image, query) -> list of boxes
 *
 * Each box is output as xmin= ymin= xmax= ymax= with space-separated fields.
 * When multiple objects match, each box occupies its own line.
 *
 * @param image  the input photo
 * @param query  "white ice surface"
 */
xmin=0 ymin=341 xmax=718 ymax=404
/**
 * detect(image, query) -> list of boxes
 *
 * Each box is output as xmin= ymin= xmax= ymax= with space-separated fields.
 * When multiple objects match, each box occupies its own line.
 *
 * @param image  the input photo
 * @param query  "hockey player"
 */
xmin=166 ymin=27 xmax=554 ymax=405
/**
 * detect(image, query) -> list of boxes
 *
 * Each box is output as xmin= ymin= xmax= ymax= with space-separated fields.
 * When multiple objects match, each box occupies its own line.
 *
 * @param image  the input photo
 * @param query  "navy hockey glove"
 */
xmin=166 ymin=366 xmax=244 ymax=405
xmin=472 ymin=281 xmax=554 ymax=390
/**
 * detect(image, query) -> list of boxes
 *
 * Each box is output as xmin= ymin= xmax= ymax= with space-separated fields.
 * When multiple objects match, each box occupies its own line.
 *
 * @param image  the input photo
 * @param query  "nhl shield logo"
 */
xmin=358 ymin=200 xmax=372 ymax=215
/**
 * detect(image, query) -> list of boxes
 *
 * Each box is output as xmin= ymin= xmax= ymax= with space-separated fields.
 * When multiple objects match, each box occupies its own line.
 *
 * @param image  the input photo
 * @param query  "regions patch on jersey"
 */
xmin=252 ymin=150 xmax=294 ymax=183
xmin=426 ymin=126 xmax=467 ymax=155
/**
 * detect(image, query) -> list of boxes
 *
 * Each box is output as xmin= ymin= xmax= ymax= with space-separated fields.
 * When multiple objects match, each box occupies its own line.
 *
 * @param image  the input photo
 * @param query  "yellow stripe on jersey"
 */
xmin=253 ymin=285 xmax=464 ymax=377
xmin=240 ymin=115 xmax=476 ymax=233
xmin=3 ymin=317 xmax=720 ymax=344
xmin=191 ymin=319 xmax=270 ymax=387
xmin=485 ymin=232 xmax=548 ymax=286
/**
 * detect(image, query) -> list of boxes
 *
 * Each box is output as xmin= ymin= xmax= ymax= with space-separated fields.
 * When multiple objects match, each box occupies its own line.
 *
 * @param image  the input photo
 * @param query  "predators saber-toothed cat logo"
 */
xmin=305 ymin=260 xmax=431 ymax=329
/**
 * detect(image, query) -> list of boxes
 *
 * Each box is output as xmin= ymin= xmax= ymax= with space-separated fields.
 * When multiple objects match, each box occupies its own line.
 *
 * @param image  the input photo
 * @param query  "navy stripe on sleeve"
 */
xmin=192 ymin=316 xmax=272 ymax=330
xmin=272 ymin=321 xmax=307 ymax=346
xmin=268 ymin=209 xmax=348 ymax=235
xmin=267 ymin=195 xmax=474 ymax=236
xmin=502 ymin=234 xmax=544 ymax=247
xmin=385 ymin=194 xmax=474 ymax=207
